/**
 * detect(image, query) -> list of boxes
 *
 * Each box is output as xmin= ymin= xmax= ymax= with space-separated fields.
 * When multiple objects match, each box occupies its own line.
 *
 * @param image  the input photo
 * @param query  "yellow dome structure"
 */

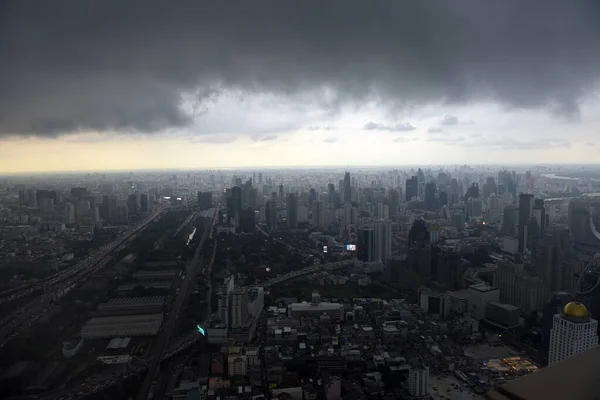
xmin=563 ymin=302 xmax=589 ymax=318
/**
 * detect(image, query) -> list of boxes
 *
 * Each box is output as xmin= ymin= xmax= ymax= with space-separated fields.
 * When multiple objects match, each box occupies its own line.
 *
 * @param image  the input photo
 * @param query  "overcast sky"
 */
xmin=1 ymin=1 xmax=600 ymax=172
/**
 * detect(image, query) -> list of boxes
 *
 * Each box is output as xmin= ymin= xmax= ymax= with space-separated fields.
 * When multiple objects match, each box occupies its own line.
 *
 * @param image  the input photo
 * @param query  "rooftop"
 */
xmin=486 ymin=346 xmax=600 ymax=400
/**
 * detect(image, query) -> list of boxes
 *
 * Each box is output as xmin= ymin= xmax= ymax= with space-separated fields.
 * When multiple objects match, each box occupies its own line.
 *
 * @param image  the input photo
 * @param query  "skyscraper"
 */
xmin=343 ymin=171 xmax=351 ymax=204
xmin=374 ymin=219 xmax=392 ymax=262
xmin=549 ymin=302 xmax=598 ymax=365
xmin=518 ymin=193 xmax=534 ymax=253
xmin=357 ymin=227 xmax=375 ymax=263
xmin=405 ymin=176 xmax=418 ymax=202
xmin=389 ymin=188 xmax=399 ymax=217
xmin=286 ymin=193 xmax=298 ymax=229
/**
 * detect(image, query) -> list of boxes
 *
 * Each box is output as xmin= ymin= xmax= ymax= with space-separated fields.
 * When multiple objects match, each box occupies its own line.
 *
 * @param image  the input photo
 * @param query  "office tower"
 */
xmin=249 ymin=187 xmax=258 ymax=210
xmin=501 ymin=205 xmax=519 ymax=237
xmin=231 ymin=186 xmax=242 ymax=222
xmin=465 ymin=183 xmax=479 ymax=201
xmin=575 ymin=256 xmax=600 ymax=320
xmin=71 ymin=187 xmax=88 ymax=200
xmin=374 ymin=219 xmax=392 ymax=262
xmin=533 ymin=199 xmax=546 ymax=236
xmin=494 ymin=260 xmax=549 ymax=314
xmin=408 ymin=218 xmax=430 ymax=249
xmin=140 ymin=194 xmax=149 ymax=214
xmin=258 ymin=172 xmax=263 ymax=185
xmin=65 ymin=203 xmax=76 ymax=224
xmin=405 ymin=176 xmax=418 ymax=202
xmin=389 ymin=189 xmax=399 ymax=217
xmin=540 ymin=292 xmax=573 ymax=365
xmin=343 ymin=171 xmax=351 ymax=204
xmin=549 ymin=302 xmax=598 ymax=365
xmin=467 ymin=198 xmax=483 ymax=218
xmin=17 ymin=186 xmax=26 ymax=206
xmin=100 ymin=195 xmax=110 ymax=220
xmin=238 ymin=209 xmax=255 ymax=233
xmin=297 ymin=204 xmax=308 ymax=223
xmin=308 ymin=188 xmax=317 ymax=205
xmin=568 ymin=197 xmax=600 ymax=260
xmin=39 ymin=198 xmax=55 ymax=213
xmin=438 ymin=191 xmax=447 ymax=208
xmin=265 ymin=201 xmax=278 ymax=231
xmin=328 ymin=183 xmax=335 ymax=203
xmin=242 ymin=180 xmax=252 ymax=209
xmin=468 ymin=283 xmax=500 ymax=320
xmin=518 ymin=193 xmax=534 ymax=253
xmin=197 ymin=191 xmax=212 ymax=209
xmin=126 ymin=194 xmax=138 ymax=216
xmin=311 ymin=200 xmax=327 ymax=229
xmin=26 ymin=188 xmax=37 ymax=208
xmin=483 ymin=177 xmax=497 ymax=199
xmin=424 ymin=182 xmax=437 ymax=211
xmin=286 ymin=193 xmax=298 ymax=229
xmin=377 ymin=203 xmax=389 ymax=220
xmin=357 ymin=227 xmax=375 ymax=262
xmin=230 ymin=289 xmax=249 ymax=328
xmin=408 ymin=365 xmax=429 ymax=398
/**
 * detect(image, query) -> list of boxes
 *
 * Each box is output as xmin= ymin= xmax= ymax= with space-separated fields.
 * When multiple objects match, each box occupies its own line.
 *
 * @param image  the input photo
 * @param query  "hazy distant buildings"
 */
xmin=286 ymin=193 xmax=298 ymax=229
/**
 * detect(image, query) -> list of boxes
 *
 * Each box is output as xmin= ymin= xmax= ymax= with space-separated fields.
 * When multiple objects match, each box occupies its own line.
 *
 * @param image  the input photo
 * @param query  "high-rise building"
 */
xmin=408 ymin=365 xmax=429 ymax=398
xmin=237 ymin=208 xmax=255 ymax=233
xmin=343 ymin=172 xmax=351 ymax=204
xmin=230 ymin=289 xmax=249 ymax=328
xmin=424 ymin=182 xmax=437 ymax=211
xmin=540 ymin=292 xmax=573 ymax=365
xmin=231 ymin=186 xmax=242 ymax=222
xmin=286 ymin=193 xmax=298 ymax=229
xmin=501 ymin=205 xmax=519 ymax=237
xmin=265 ymin=201 xmax=278 ymax=231
xmin=575 ymin=255 xmax=600 ymax=320
xmin=518 ymin=193 xmax=534 ymax=253
xmin=389 ymin=189 xmax=399 ymax=217
xmin=374 ymin=219 xmax=392 ymax=262
xmin=197 ymin=191 xmax=212 ymax=209
xmin=140 ymin=194 xmax=149 ymax=214
xmin=549 ymin=302 xmax=598 ymax=365
xmin=65 ymin=202 xmax=76 ymax=224
xmin=357 ymin=227 xmax=375 ymax=263
xmin=127 ymin=194 xmax=138 ymax=216
xmin=468 ymin=282 xmax=500 ymax=320
xmin=312 ymin=200 xmax=327 ymax=229
xmin=405 ymin=176 xmax=418 ymax=202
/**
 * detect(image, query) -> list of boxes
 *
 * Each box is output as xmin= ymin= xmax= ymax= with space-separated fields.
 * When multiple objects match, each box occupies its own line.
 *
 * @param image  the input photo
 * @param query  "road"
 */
xmin=0 ymin=207 xmax=170 ymax=348
xmin=0 ymin=207 xmax=168 ymax=306
xmin=137 ymin=204 xmax=219 ymax=400
xmin=155 ymin=232 xmax=219 ymax=400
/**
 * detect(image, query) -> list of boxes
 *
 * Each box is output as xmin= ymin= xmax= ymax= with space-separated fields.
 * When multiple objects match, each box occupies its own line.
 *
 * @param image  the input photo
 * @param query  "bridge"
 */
xmin=262 ymin=259 xmax=355 ymax=288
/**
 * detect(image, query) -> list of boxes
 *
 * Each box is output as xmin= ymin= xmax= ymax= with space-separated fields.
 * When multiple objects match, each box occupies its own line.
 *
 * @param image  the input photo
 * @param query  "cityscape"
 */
xmin=1 ymin=166 xmax=600 ymax=399
xmin=3 ymin=1 xmax=600 ymax=399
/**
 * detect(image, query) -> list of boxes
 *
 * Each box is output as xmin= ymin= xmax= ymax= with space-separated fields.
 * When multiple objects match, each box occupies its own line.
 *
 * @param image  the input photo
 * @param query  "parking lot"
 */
xmin=430 ymin=375 xmax=480 ymax=400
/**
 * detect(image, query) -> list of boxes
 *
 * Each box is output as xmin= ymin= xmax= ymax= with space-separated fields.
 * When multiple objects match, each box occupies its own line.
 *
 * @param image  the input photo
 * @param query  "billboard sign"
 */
xmin=346 ymin=244 xmax=357 ymax=251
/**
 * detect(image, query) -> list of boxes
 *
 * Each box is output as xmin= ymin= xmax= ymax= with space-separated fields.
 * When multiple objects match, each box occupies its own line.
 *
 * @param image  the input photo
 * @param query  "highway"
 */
xmin=0 ymin=207 xmax=170 ymax=348
xmin=136 ymin=204 xmax=219 ymax=400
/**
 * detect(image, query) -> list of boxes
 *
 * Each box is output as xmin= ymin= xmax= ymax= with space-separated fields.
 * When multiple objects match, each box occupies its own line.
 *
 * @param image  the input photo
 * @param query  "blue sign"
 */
xmin=197 ymin=325 xmax=205 ymax=336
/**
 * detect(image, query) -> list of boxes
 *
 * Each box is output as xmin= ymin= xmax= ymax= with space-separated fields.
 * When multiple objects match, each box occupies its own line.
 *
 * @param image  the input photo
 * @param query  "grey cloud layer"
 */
xmin=363 ymin=122 xmax=416 ymax=132
xmin=1 ymin=0 xmax=599 ymax=136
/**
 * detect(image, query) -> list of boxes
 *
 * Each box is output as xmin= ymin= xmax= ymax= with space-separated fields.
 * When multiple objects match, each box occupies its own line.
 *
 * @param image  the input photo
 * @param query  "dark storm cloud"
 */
xmin=1 ymin=0 xmax=599 ymax=136
xmin=363 ymin=122 xmax=416 ymax=132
